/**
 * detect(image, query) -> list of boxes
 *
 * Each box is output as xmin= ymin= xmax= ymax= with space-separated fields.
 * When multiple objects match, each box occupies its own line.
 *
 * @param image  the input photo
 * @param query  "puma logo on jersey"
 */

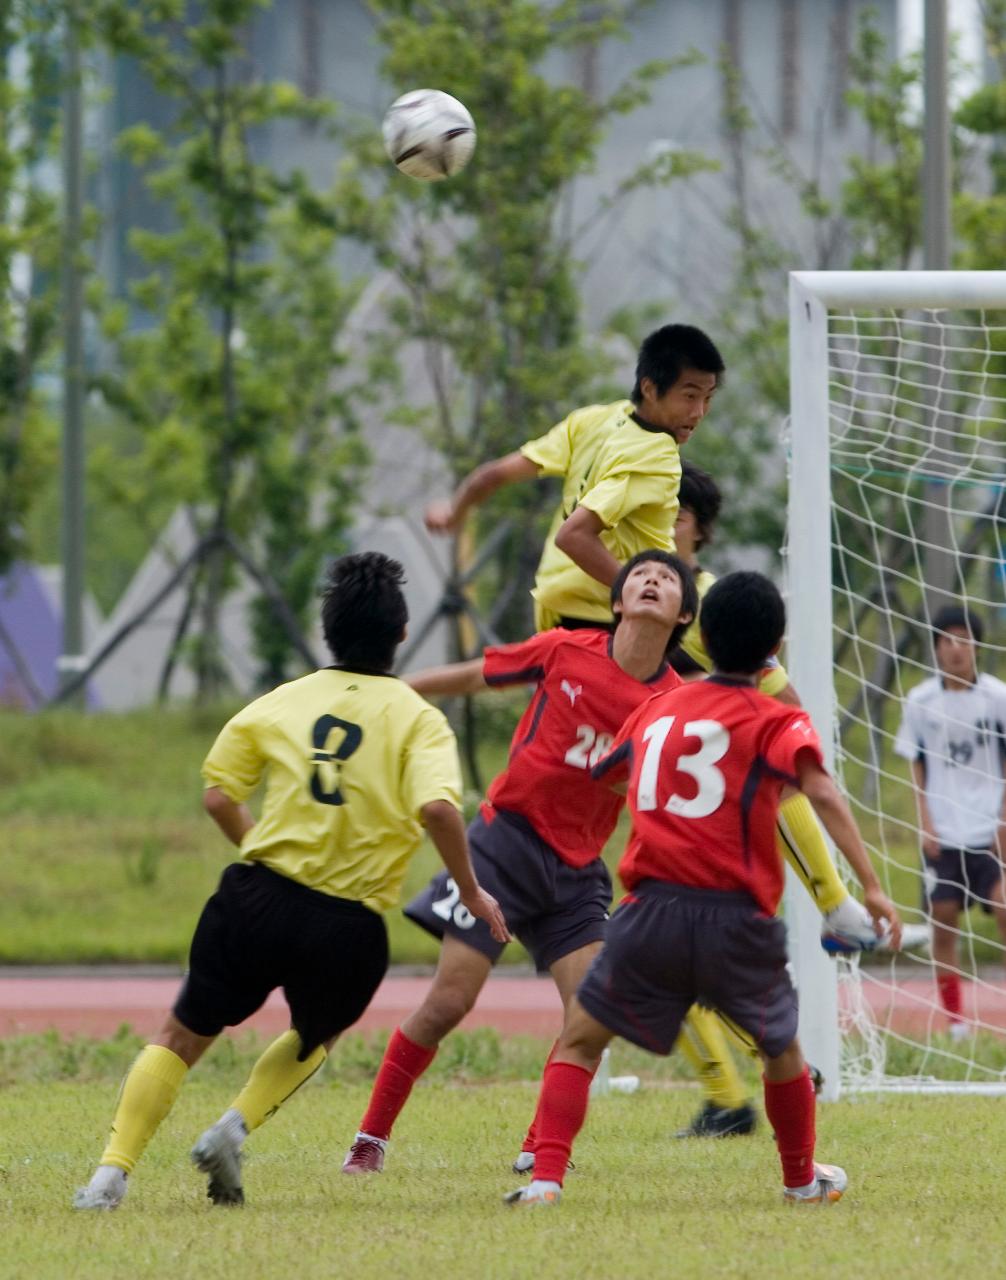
xmin=561 ymin=679 xmax=583 ymax=706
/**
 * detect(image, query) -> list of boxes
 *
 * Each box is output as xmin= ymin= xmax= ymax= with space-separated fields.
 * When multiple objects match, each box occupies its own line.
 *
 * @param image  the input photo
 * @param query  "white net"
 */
xmin=820 ymin=305 xmax=1006 ymax=1091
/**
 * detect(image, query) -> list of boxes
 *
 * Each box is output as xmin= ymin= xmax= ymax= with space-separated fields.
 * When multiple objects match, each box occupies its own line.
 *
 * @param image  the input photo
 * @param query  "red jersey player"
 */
xmin=341 ymin=551 xmax=698 ymax=1175
xmin=507 ymin=570 xmax=901 ymax=1208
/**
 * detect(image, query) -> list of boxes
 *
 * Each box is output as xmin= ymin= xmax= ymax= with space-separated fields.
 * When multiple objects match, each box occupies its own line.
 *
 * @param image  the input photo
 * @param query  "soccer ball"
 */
xmin=381 ymin=89 xmax=476 ymax=182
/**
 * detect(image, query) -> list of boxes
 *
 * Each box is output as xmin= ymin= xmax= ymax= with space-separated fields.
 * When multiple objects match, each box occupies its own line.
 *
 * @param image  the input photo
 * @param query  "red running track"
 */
xmin=1 ymin=970 xmax=1005 ymax=1040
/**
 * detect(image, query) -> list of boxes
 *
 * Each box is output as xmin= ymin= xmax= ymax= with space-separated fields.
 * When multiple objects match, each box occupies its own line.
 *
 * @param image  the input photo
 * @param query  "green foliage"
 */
xmin=0 ymin=0 xmax=62 ymax=574
xmin=333 ymin=0 xmax=714 ymax=637
xmin=87 ymin=0 xmax=362 ymax=690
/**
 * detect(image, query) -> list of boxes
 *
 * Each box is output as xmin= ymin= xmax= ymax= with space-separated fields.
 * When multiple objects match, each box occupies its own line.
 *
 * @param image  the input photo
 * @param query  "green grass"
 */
xmin=5 ymin=1031 xmax=1006 ymax=1280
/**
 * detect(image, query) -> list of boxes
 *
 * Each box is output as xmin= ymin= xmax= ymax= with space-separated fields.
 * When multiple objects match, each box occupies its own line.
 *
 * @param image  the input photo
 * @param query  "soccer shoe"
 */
xmin=191 ymin=1124 xmax=245 ymax=1206
xmin=674 ymin=1100 xmax=757 ymax=1138
xmin=820 ymin=897 xmax=885 ymax=954
xmin=511 ymin=1150 xmax=575 ymax=1175
xmin=503 ymin=1182 xmax=561 ymax=1207
xmin=808 ymin=1063 xmax=825 ymax=1096
xmin=783 ymin=1162 xmax=848 ymax=1205
xmin=341 ymin=1135 xmax=386 ymax=1175
xmin=72 ymin=1169 xmax=127 ymax=1212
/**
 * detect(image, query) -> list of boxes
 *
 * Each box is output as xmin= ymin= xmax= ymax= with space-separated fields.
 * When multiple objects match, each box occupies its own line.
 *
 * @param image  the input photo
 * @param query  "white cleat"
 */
xmin=783 ymin=1162 xmax=848 ymax=1205
xmin=72 ymin=1168 xmax=127 ymax=1212
xmin=191 ymin=1123 xmax=244 ymax=1206
xmin=503 ymin=1180 xmax=561 ymax=1207
xmin=821 ymin=898 xmax=890 ymax=954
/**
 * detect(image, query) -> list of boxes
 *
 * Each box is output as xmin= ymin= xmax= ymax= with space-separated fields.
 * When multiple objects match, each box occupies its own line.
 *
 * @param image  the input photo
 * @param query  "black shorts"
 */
xmin=923 ymin=847 xmax=1006 ymax=914
xmin=173 ymin=862 xmax=388 ymax=1057
xmin=577 ymin=880 xmax=798 ymax=1060
xmin=404 ymin=810 xmax=611 ymax=973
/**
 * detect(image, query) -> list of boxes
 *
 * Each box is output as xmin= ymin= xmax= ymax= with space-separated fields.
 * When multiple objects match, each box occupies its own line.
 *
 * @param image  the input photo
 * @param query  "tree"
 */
xmin=87 ymin=0 xmax=363 ymax=695
xmin=334 ymin=0 xmax=713 ymax=639
xmin=0 ymin=1 xmax=62 ymax=576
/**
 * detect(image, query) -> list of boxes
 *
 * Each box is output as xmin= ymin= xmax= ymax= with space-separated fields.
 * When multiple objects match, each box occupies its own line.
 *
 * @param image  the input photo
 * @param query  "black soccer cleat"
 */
xmin=674 ymin=1100 xmax=758 ymax=1138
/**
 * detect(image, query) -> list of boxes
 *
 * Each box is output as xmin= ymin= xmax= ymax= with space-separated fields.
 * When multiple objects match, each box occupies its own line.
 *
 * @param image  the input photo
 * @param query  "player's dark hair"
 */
xmin=630 ymin=324 xmax=725 ymax=403
xmin=701 ymin=571 xmax=786 ymax=674
xmin=932 ymin=604 xmax=984 ymax=647
xmin=321 ymin=552 xmax=408 ymax=672
xmin=678 ymin=461 xmax=723 ymax=551
xmin=611 ymin=550 xmax=699 ymax=653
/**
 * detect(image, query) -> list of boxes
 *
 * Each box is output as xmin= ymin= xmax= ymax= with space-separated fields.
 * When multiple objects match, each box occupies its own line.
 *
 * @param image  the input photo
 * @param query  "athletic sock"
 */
xmin=100 ymin=1045 xmax=188 ymax=1175
xmin=532 ymin=1061 xmax=593 ymax=1186
xmin=777 ymin=793 xmax=848 ymax=914
xmin=520 ymin=1041 xmax=559 ymax=1153
xmin=937 ymin=971 xmax=963 ymax=1023
xmin=358 ymin=1027 xmax=437 ymax=1142
xmin=674 ymin=1006 xmax=749 ymax=1109
xmin=230 ymin=1030 xmax=326 ymax=1133
xmin=763 ymin=1067 xmax=816 ymax=1189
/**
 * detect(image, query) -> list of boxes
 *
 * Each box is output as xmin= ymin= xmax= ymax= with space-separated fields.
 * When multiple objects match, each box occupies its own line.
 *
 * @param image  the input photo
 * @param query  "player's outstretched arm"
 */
xmin=203 ymin=786 xmax=256 ymax=847
xmin=796 ymin=756 xmax=903 ymax=949
xmin=425 ymin=452 xmax=540 ymax=534
xmin=407 ymin=658 xmax=488 ymax=699
xmin=421 ymin=800 xmax=510 ymax=943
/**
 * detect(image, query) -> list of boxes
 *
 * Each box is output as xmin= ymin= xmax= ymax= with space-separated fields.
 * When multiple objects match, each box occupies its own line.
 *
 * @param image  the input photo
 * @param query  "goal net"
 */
xmin=786 ymin=271 xmax=1006 ymax=1097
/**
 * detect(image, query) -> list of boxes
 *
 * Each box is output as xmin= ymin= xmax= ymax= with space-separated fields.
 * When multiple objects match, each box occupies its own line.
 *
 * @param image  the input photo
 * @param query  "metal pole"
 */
xmin=921 ymin=0 xmax=955 ymax=616
xmin=59 ymin=1 xmax=86 ymax=702
xmin=923 ymin=0 xmax=950 ymax=269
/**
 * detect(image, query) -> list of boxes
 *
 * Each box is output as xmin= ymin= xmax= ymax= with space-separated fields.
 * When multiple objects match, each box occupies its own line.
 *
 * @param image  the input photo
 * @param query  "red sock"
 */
xmin=763 ymin=1067 xmax=816 ymax=1188
xmin=533 ymin=1061 xmax=593 ymax=1185
xmin=937 ymin=972 xmax=963 ymax=1021
xmin=521 ymin=1041 xmax=559 ymax=1153
xmin=358 ymin=1027 xmax=437 ymax=1141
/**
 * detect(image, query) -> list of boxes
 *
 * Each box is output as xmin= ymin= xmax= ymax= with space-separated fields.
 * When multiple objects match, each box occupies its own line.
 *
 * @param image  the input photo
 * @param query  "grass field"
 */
xmin=5 ymin=1029 xmax=1006 ymax=1280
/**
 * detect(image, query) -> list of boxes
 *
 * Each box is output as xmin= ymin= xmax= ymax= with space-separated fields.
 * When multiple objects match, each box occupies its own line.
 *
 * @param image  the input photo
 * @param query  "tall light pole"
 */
xmin=59 ymin=1 xmax=86 ymax=702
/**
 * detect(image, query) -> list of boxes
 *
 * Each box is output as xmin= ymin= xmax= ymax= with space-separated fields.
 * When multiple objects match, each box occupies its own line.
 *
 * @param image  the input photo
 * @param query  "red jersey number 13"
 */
xmin=636 ymin=716 xmax=730 ymax=818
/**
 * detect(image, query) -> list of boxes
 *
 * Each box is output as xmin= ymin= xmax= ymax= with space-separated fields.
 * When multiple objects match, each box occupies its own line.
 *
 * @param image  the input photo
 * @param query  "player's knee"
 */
xmin=414 ymin=985 xmax=479 ymax=1039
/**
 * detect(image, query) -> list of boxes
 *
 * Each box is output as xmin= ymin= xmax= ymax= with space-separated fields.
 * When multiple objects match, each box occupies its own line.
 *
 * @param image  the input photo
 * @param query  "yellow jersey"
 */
xmin=520 ymin=400 xmax=681 ymax=630
xmin=201 ymin=668 xmax=462 ymax=913
xmin=679 ymin=567 xmax=790 ymax=697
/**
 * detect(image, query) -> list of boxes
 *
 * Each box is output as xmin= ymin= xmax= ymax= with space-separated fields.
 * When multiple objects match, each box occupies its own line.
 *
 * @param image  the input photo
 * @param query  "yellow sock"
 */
xmin=100 ymin=1045 xmax=188 ymax=1175
xmin=777 ymin=792 xmax=848 ymax=913
xmin=230 ymin=1030 xmax=326 ymax=1133
xmin=674 ymin=1006 xmax=749 ymax=1109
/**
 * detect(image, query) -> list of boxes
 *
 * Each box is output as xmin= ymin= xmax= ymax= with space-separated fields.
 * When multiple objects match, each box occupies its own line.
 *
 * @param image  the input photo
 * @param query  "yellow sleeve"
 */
xmin=520 ymin=413 xmax=574 ymax=477
xmin=579 ymin=466 xmax=673 ymax=530
xmin=758 ymin=660 xmax=790 ymax=698
xmin=401 ymin=705 xmax=464 ymax=817
xmin=201 ymin=704 xmax=266 ymax=802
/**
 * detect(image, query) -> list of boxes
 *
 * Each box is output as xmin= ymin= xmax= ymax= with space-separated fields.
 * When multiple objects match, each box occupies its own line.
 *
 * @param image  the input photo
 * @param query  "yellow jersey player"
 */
xmin=73 ymin=552 xmax=507 ymax=1212
xmin=425 ymin=323 xmax=723 ymax=629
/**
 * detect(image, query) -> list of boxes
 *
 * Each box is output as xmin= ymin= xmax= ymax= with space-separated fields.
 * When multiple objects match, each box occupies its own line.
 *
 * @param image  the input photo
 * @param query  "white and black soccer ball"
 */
xmin=381 ymin=89 xmax=476 ymax=182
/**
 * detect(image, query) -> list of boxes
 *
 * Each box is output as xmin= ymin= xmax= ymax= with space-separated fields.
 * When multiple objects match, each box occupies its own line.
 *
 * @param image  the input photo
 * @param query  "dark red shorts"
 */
xmin=577 ymin=880 xmax=798 ymax=1059
xmin=404 ymin=809 xmax=610 ymax=972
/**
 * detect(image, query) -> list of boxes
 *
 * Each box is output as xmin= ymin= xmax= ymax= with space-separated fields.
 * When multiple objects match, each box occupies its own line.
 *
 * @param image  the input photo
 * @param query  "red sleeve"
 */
xmin=762 ymin=710 xmax=825 ymax=781
xmin=483 ymin=630 xmax=565 ymax=688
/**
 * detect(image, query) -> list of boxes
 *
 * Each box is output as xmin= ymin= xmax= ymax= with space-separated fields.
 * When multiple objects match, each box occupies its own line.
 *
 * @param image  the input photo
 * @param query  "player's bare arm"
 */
xmin=795 ymin=756 xmax=902 ymax=948
xmin=425 ymin=452 xmax=540 ymax=534
xmin=909 ymin=759 xmax=941 ymax=860
xmin=407 ymin=658 xmax=487 ymax=699
xmin=420 ymin=799 xmax=510 ymax=943
xmin=203 ymin=785 xmax=256 ymax=847
xmin=553 ymin=506 xmax=622 ymax=588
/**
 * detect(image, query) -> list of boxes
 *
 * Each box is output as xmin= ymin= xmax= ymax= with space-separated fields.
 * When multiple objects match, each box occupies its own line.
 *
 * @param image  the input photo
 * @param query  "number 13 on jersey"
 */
xmin=636 ymin=716 xmax=730 ymax=819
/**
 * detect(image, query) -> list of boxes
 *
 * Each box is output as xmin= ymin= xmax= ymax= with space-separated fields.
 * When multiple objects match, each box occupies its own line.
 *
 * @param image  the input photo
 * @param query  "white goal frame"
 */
xmin=786 ymin=270 xmax=1006 ymax=1101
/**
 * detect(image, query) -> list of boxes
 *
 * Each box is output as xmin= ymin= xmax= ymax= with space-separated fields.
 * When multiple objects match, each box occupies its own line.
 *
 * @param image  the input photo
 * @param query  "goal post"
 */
xmin=786 ymin=270 xmax=1006 ymax=1099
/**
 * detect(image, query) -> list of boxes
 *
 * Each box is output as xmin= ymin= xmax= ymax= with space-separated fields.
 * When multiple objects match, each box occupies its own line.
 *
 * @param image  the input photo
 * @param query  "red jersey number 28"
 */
xmin=636 ymin=716 xmax=730 ymax=818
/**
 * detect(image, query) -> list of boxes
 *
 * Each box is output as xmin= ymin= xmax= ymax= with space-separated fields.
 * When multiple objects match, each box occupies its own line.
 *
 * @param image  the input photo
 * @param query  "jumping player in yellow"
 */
xmin=73 ymin=553 xmax=507 ymax=1212
xmin=425 ymin=329 xmax=883 ymax=1137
